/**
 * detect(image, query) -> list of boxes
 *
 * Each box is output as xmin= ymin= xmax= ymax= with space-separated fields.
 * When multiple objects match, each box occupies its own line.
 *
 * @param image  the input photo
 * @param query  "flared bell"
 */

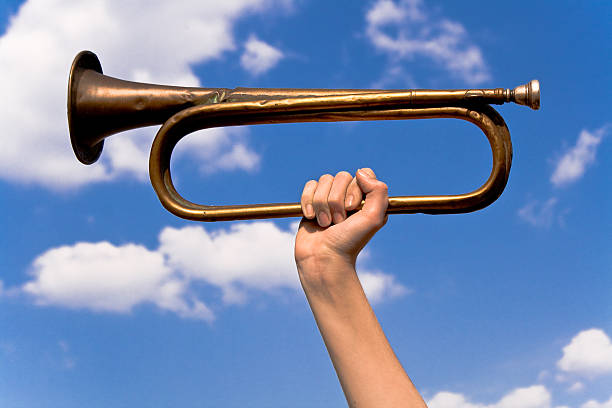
xmin=68 ymin=51 xmax=219 ymax=164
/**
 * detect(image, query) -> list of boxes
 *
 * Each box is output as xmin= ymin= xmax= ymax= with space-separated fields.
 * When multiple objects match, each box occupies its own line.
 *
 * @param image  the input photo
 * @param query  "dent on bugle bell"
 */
xmin=67 ymin=50 xmax=540 ymax=222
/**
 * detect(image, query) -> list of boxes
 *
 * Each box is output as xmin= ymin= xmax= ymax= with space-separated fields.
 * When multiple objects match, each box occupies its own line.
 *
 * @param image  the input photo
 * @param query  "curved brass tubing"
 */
xmin=149 ymin=96 xmax=512 ymax=221
xmin=68 ymin=51 xmax=539 ymax=222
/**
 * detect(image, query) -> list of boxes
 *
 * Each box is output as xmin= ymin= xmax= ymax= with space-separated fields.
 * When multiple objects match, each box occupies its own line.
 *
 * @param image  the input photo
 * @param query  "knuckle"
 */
xmin=301 ymin=183 xmax=315 ymax=199
xmin=327 ymin=193 xmax=345 ymax=212
xmin=369 ymin=213 xmax=387 ymax=229
xmin=312 ymin=192 xmax=327 ymax=208
xmin=360 ymin=167 xmax=376 ymax=178
xmin=302 ymin=180 xmax=317 ymax=197
xmin=371 ymin=180 xmax=388 ymax=192
xmin=335 ymin=170 xmax=351 ymax=179
xmin=318 ymin=174 xmax=333 ymax=183
xmin=304 ymin=179 xmax=317 ymax=189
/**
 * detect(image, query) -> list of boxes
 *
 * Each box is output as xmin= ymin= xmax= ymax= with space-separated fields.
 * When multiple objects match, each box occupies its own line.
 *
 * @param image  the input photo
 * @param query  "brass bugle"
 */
xmin=68 ymin=50 xmax=540 ymax=222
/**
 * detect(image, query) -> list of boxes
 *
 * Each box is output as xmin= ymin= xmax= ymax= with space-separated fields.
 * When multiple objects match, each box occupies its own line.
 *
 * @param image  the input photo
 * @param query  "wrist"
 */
xmin=296 ymin=252 xmax=354 ymax=276
xmin=297 ymin=254 xmax=360 ymax=295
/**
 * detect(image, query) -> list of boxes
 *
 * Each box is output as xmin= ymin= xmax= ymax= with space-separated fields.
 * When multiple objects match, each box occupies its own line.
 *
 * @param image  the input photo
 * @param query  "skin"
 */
xmin=295 ymin=168 xmax=428 ymax=408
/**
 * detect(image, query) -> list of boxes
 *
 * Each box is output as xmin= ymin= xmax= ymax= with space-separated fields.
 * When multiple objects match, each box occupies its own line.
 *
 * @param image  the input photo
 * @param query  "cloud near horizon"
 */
xmin=581 ymin=395 xmax=612 ymax=408
xmin=557 ymin=328 xmax=612 ymax=378
xmin=426 ymin=328 xmax=612 ymax=408
xmin=20 ymin=222 xmax=409 ymax=322
xmin=0 ymin=0 xmax=290 ymax=189
xmin=428 ymin=385 xmax=551 ymax=408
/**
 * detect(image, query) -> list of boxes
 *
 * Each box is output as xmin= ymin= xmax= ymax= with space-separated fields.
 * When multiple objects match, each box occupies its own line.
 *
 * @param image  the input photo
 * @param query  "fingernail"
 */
xmin=317 ymin=212 xmax=330 ymax=226
xmin=346 ymin=195 xmax=354 ymax=207
xmin=306 ymin=204 xmax=314 ymax=218
xmin=357 ymin=169 xmax=370 ymax=178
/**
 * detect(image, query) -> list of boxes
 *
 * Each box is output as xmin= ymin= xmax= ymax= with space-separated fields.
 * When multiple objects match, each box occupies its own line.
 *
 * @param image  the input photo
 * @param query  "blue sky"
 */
xmin=0 ymin=1 xmax=610 ymax=407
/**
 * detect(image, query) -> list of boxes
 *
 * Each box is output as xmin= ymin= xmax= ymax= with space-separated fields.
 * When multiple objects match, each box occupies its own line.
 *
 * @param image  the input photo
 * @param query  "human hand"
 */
xmin=294 ymin=168 xmax=388 ymax=272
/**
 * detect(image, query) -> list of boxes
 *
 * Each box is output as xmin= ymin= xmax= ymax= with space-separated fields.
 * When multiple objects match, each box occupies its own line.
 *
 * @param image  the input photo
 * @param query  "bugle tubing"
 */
xmin=68 ymin=50 xmax=540 ymax=221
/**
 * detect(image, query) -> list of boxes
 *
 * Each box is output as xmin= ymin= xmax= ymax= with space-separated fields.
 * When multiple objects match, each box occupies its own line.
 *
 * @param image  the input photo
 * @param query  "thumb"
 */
xmin=355 ymin=168 xmax=388 ymax=220
xmin=355 ymin=168 xmax=378 ymax=193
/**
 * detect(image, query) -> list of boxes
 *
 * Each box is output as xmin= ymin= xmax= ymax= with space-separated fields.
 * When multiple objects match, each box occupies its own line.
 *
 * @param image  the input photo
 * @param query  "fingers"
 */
xmin=301 ymin=180 xmax=318 ymax=219
xmin=300 ymin=171 xmax=355 ymax=227
xmin=313 ymin=174 xmax=334 ymax=227
xmin=300 ymin=168 xmax=387 ymax=228
xmin=328 ymin=171 xmax=353 ymax=224
xmin=355 ymin=168 xmax=388 ymax=227
xmin=345 ymin=176 xmax=362 ymax=211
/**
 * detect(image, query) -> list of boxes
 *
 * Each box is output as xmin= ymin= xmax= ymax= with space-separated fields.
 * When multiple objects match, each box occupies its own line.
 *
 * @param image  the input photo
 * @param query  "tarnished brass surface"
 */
xmin=68 ymin=50 xmax=540 ymax=221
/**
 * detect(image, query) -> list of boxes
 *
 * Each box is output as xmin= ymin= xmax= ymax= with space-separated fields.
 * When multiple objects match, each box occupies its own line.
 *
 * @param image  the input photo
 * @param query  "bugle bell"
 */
xmin=68 ymin=50 xmax=540 ymax=222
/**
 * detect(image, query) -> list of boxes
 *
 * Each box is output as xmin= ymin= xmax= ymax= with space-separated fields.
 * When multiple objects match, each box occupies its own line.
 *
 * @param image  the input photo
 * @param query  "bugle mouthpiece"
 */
xmin=512 ymin=79 xmax=540 ymax=110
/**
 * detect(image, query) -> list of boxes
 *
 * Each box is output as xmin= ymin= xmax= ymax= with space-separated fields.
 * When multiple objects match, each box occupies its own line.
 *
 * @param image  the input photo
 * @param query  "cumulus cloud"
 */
xmin=365 ymin=0 xmax=490 ymax=85
xmin=21 ymin=222 xmax=408 ymax=320
xmin=23 ymin=241 xmax=214 ymax=322
xmin=159 ymin=223 xmax=299 ymax=304
xmin=0 ymin=0 xmax=290 ymax=189
xmin=175 ymin=127 xmax=260 ymax=174
xmin=240 ymin=35 xmax=284 ymax=75
xmin=557 ymin=328 xmax=612 ymax=378
xmin=551 ymin=125 xmax=608 ymax=187
xmin=582 ymin=395 xmax=612 ymax=408
xmin=428 ymin=385 xmax=551 ymax=408
xmin=358 ymin=270 xmax=410 ymax=303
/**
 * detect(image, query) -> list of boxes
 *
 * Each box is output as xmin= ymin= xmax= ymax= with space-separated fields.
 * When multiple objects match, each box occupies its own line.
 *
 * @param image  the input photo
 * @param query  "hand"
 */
xmin=294 ymin=168 xmax=389 ymax=271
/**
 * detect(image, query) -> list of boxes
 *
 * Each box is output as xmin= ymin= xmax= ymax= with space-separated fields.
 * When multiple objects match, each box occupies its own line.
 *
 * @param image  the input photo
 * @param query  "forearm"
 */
xmin=298 ymin=257 xmax=427 ymax=408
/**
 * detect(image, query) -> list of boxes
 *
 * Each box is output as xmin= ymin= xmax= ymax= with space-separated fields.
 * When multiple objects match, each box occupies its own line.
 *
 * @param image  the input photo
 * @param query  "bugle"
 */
xmin=68 ymin=50 xmax=540 ymax=221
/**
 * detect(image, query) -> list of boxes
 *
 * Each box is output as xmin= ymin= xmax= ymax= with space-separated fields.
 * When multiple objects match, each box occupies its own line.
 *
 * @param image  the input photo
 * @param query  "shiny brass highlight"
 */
xmin=68 ymin=50 xmax=540 ymax=221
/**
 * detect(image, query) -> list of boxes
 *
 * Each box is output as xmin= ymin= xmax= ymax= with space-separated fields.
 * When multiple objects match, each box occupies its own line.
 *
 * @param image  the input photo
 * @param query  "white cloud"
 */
xmin=557 ymin=328 xmax=612 ymax=378
xmin=538 ymin=370 xmax=551 ymax=381
xmin=568 ymin=381 xmax=584 ymax=393
xmin=551 ymin=125 xmax=608 ymax=187
xmin=358 ymin=270 xmax=410 ymax=303
xmin=175 ymin=127 xmax=260 ymax=174
xmin=21 ymin=222 xmax=408 ymax=319
xmin=22 ymin=241 xmax=214 ymax=322
xmin=371 ymin=65 xmax=418 ymax=89
xmin=582 ymin=395 xmax=612 ymax=408
xmin=159 ymin=223 xmax=299 ymax=304
xmin=518 ymin=197 xmax=560 ymax=228
xmin=365 ymin=0 xmax=490 ymax=85
xmin=428 ymin=385 xmax=551 ymax=408
xmin=240 ymin=35 xmax=284 ymax=75
xmin=0 ymin=0 xmax=290 ymax=189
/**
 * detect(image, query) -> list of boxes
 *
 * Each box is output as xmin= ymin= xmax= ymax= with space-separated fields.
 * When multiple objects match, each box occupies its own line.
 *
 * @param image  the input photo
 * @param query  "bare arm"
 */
xmin=295 ymin=169 xmax=427 ymax=408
